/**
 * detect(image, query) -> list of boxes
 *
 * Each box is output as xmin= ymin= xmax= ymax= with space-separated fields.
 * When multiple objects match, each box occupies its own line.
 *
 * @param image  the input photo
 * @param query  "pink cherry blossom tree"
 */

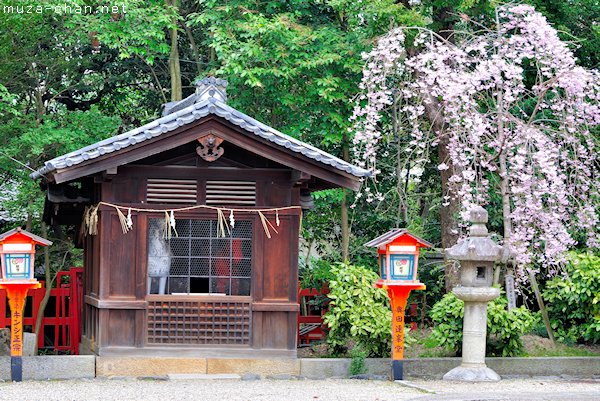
xmin=351 ymin=4 xmax=600 ymax=282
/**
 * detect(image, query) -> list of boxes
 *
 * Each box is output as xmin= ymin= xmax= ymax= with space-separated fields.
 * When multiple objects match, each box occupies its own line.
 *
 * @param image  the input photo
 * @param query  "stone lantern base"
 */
xmin=443 ymin=286 xmax=501 ymax=382
xmin=443 ymin=365 xmax=500 ymax=382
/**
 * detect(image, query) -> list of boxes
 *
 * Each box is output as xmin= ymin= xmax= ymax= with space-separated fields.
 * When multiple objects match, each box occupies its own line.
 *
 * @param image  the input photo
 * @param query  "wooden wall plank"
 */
xmin=108 ymin=213 xmax=137 ymax=297
xmin=98 ymin=211 xmax=110 ymax=300
xmin=107 ymin=310 xmax=136 ymax=346
xmin=135 ymin=214 xmax=147 ymax=300
xmin=261 ymin=312 xmax=290 ymax=349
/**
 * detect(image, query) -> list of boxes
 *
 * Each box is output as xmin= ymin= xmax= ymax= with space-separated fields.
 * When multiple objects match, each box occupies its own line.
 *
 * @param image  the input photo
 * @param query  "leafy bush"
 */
xmin=543 ymin=252 xmax=600 ymax=344
xmin=428 ymin=292 xmax=463 ymax=354
xmin=349 ymin=346 xmax=367 ymax=375
xmin=299 ymin=258 xmax=335 ymax=292
xmin=323 ymin=263 xmax=392 ymax=357
xmin=429 ymin=291 xmax=537 ymax=357
xmin=409 ymin=255 xmax=446 ymax=325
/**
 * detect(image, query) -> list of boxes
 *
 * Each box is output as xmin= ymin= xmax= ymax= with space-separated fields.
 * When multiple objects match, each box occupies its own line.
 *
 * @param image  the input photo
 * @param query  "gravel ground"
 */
xmin=408 ymin=378 xmax=600 ymax=400
xmin=0 ymin=378 xmax=598 ymax=401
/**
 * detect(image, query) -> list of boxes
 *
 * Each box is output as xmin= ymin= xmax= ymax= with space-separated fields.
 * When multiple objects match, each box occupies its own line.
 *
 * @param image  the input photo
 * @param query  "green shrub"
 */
xmin=428 ymin=292 xmax=464 ymax=354
xmin=299 ymin=258 xmax=335 ymax=292
xmin=429 ymin=290 xmax=537 ymax=357
xmin=543 ymin=252 xmax=600 ymax=344
xmin=323 ymin=263 xmax=392 ymax=357
xmin=530 ymin=320 xmax=549 ymax=338
xmin=349 ymin=346 xmax=367 ymax=375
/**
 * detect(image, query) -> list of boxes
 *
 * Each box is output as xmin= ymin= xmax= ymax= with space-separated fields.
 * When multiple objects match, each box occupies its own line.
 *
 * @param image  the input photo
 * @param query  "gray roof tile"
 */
xmin=364 ymin=229 xmax=434 ymax=248
xmin=31 ymin=81 xmax=371 ymax=181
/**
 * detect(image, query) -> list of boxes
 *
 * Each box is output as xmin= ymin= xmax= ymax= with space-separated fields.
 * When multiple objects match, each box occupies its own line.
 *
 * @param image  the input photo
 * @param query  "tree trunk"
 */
xmin=495 ymin=70 xmax=554 ymax=339
xmin=166 ymin=0 xmax=182 ymax=101
xmin=340 ymin=135 xmax=350 ymax=262
xmin=34 ymin=88 xmax=46 ymax=123
xmin=438 ymin=133 xmax=461 ymax=292
xmin=34 ymin=222 xmax=52 ymax=353
xmin=496 ymin=151 xmax=511 ymax=287
xmin=340 ymin=191 xmax=349 ymax=262
xmin=431 ymin=4 xmax=460 ymax=293
xmin=31 ymin=63 xmax=46 ymax=123
xmin=437 ymin=131 xmax=460 ymax=251
xmin=528 ymin=269 xmax=556 ymax=344
xmin=422 ymin=96 xmax=460 ymax=291
xmin=392 ymin=96 xmax=408 ymax=227
xmin=183 ymin=22 xmax=202 ymax=75
xmin=25 ymin=210 xmax=33 ymax=232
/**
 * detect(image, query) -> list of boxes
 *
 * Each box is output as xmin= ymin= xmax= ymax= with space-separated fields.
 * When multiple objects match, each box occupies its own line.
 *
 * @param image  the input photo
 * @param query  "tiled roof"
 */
xmin=0 ymin=227 xmax=53 ymax=246
xmin=31 ymin=78 xmax=370 ymax=181
xmin=364 ymin=228 xmax=434 ymax=248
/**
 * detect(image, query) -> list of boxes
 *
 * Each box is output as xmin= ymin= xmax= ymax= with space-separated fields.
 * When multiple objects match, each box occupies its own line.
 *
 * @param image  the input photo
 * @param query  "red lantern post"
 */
xmin=0 ymin=227 xmax=52 ymax=382
xmin=365 ymin=229 xmax=431 ymax=380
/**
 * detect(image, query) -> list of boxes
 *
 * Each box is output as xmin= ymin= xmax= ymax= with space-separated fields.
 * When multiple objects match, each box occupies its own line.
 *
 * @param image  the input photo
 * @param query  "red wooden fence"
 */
xmin=297 ymin=286 xmax=329 ymax=345
xmin=0 ymin=267 xmax=83 ymax=355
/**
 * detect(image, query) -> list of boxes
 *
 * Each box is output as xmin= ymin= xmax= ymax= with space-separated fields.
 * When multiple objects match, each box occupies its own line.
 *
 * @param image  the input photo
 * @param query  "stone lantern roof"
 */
xmin=445 ymin=206 xmax=502 ymax=262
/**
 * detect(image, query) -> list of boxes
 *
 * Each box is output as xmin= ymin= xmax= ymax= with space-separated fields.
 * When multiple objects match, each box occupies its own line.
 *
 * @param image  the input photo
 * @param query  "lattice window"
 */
xmin=146 ymin=298 xmax=251 ymax=345
xmin=147 ymin=218 xmax=252 ymax=296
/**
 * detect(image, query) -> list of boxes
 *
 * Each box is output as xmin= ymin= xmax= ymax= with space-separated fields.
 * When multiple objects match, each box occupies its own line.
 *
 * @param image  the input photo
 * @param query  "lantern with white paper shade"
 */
xmin=365 ymin=229 xmax=432 ymax=381
xmin=365 ymin=229 xmax=433 ymax=285
xmin=0 ymin=227 xmax=51 ymax=382
xmin=0 ymin=227 xmax=52 ymax=282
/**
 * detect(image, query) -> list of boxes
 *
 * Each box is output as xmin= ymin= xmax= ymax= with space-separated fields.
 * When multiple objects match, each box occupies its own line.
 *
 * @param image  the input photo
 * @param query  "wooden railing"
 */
xmin=146 ymin=295 xmax=251 ymax=345
xmin=298 ymin=287 xmax=328 ymax=345
xmin=0 ymin=268 xmax=83 ymax=354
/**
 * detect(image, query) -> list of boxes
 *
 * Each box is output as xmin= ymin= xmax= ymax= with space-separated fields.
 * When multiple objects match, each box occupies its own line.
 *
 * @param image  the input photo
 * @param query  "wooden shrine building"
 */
xmin=31 ymin=78 xmax=369 ymax=357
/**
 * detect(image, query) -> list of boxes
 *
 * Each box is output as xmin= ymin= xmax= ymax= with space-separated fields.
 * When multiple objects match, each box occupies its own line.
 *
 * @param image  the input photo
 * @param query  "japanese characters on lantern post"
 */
xmin=0 ymin=227 xmax=52 ymax=382
xmin=365 ymin=229 xmax=431 ymax=381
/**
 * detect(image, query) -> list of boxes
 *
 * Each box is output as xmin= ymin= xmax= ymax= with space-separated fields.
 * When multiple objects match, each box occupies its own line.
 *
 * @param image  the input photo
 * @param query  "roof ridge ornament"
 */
xmin=194 ymin=77 xmax=228 ymax=103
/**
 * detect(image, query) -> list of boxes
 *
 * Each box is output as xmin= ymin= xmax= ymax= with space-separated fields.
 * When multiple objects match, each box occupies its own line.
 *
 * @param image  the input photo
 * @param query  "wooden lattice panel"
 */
xmin=205 ymin=180 xmax=256 ymax=205
xmin=147 ymin=178 xmax=197 ymax=204
xmin=146 ymin=296 xmax=251 ymax=345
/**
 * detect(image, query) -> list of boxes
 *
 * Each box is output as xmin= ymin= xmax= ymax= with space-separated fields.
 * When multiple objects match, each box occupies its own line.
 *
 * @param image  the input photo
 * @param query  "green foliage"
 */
xmin=429 ymin=291 xmax=537 ymax=356
xmin=0 ymin=85 xmax=19 ymax=117
xmin=323 ymin=263 xmax=392 ymax=357
xmin=0 ymin=108 xmax=120 ymax=223
xmin=530 ymin=320 xmax=549 ymax=339
xmin=486 ymin=297 xmax=538 ymax=356
xmin=348 ymin=346 xmax=367 ymax=375
xmin=543 ymin=252 xmax=600 ymax=344
xmin=299 ymin=258 xmax=335 ymax=292
xmin=428 ymin=292 xmax=464 ymax=354
xmin=407 ymin=253 xmax=446 ymax=323
xmin=68 ymin=0 xmax=178 ymax=62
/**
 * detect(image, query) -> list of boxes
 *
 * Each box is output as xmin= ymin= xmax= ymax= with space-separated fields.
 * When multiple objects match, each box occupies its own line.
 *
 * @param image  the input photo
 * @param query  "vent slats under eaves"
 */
xmin=206 ymin=181 xmax=256 ymax=206
xmin=147 ymin=179 xmax=197 ymax=204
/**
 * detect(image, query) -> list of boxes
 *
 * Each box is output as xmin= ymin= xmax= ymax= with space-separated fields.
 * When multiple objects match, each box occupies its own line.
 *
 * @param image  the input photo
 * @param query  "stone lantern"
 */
xmin=443 ymin=206 xmax=503 ymax=382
